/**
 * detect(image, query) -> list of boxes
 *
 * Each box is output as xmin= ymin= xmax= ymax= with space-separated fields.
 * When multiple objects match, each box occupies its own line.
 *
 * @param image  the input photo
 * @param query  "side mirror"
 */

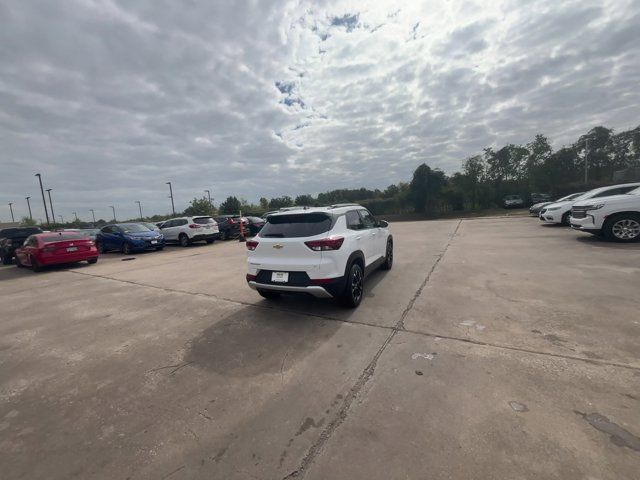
xmin=378 ymin=220 xmax=389 ymax=228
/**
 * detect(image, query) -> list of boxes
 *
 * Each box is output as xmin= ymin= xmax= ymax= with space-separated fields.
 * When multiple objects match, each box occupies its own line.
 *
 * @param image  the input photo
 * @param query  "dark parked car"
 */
xmin=530 ymin=193 xmax=551 ymax=205
xmin=214 ymin=215 xmax=245 ymax=240
xmin=245 ymin=216 xmax=265 ymax=236
xmin=502 ymin=195 xmax=524 ymax=208
xmin=96 ymin=223 xmax=165 ymax=254
xmin=0 ymin=227 xmax=43 ymax=264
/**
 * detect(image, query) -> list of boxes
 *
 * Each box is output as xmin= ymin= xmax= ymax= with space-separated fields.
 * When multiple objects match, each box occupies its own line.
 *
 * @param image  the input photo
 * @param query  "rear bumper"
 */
xmin=189 ymin=233 xmax=219 ymax=241
xmin=248 ymin=281 xmax=334 ymax=298
xmin=39 ymin=253 xmax=98 ymax=265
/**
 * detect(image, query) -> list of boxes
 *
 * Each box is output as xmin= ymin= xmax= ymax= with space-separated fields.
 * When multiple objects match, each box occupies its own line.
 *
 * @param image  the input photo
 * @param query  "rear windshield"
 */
xmin=0 ymin=228 xmax=42 ymax=237
xmin=120 ymin=224 xmax=150 ymax=233
xmin=260 ymin=213 xmax=333 ymax=238
xmin=193 ymin=217 xmax=215 ymax=224
xmin=41 ymin=234 xmax=85 ymax=243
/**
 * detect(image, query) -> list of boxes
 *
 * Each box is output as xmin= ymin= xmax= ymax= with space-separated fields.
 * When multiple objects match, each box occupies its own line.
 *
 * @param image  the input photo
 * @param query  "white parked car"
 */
xmin=159 ymin=216 xmax=220 ymax=247
xmin=539 ymin=183 xmax=640 ymax=225
xmin=245 ymin=204 xmax=393 ymax=308
xmin=571 ymin=186 xmax=640 ymax=242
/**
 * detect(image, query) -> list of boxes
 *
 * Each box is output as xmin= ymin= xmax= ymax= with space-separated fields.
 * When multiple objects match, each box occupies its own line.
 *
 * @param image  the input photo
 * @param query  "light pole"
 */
xmin=166 ymin=182 xmax=176 ymax=215
xmin=89 ymin=209 xmax=96 ymax=224
xmin=59 ymin=215 xmax=64 ymax=223
xmin=8 ymin=203 xmax=15 ymax=222
xmin=35 ymin=173 xmax=50 ymax=225
xmin=25 ymin=197 xmax=33 ymax=220
xmin=204 ymin=190 xmax=213 ymax=211
xmin=110 ymin=206 xmax=116 ymax=222
xmin=46 ymin=189 xmax=56 ymax=225
xmin=73 ymin=211 xmax=79 ymax=222
xmin=135 ymin=201 xmax=143 ymax=221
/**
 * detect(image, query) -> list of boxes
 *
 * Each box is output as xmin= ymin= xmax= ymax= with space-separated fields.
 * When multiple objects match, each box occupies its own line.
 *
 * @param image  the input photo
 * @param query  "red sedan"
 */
xmin=15 ymin=232 xmax=99 ymax=272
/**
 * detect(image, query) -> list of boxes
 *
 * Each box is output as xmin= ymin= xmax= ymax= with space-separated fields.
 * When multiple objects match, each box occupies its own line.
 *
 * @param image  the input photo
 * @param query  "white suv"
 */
xmin=539 ymin=183 xmax=640 ymax=225
xmin=159 ymin=216 xmax=220 ymax=246
xmin=571 ymin=186 xmax=640 ymax=242
xmin=245 ymin=205 xmax=393 ymax=308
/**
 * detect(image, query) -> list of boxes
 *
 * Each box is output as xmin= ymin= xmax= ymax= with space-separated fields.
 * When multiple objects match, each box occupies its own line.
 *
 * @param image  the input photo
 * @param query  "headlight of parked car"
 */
xmin=584 ymin=203 xmax=605 ymax=210
xmin=546 ymin=206 xmax=561 ymax=211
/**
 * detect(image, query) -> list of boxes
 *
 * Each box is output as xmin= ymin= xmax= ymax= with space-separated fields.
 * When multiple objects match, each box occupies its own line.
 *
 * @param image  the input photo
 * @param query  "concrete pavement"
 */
xmin=0 ymin=217 xmax=638 ymax=479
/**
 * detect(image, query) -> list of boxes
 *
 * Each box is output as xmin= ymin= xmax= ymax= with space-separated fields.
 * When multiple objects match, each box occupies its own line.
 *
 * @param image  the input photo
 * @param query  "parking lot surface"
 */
xmin=1 ymin=217 xmax=639 ymax=479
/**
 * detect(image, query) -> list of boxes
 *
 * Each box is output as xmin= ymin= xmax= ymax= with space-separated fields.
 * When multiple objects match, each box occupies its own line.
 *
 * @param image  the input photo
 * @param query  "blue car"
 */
xmin=96 ymin=223 xmax=165 ymax=255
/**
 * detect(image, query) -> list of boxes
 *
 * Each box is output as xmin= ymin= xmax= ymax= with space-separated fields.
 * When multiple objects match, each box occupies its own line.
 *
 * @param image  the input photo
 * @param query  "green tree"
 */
xmin=269 ymin=196 xmax=293 ymax=209
xmin=219 ymin=196 xmax=242 ymax=214
xmin=382 ymin=184 xmax=400 ymax=198
xmin=259 ymin=197 xmax=269 ymax=210
xmin=294 ymin=194 xmax=314 ymax=206
xmin=462 ymin=155 xmax=485 ymax=209
xmin=183 ymin=197 xmax=215 ymax=216
xmin=21 ymin=216 xmax=36 ymax=226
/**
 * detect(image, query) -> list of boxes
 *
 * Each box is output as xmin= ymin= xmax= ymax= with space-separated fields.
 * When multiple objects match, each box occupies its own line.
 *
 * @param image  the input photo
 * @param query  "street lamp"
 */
xmin=89 ymin=209 xmax=96 ymax=224
xmin=59 ymin=215 xmax=64 ymax=223
xmin=166 ymin=182 xmax=176 ymax=216
xmin=110 ymin=205 xmax=116 ymax=222
xmin=46 ymin=189 xmax=56 ymax=225
xmin=135 ymin=201 xmax=143 ymax=221
xmin=205 ymin=189 xmax=211 ymax=204
xmin=73 ymin=211 xmax=79 ymax=222
xmin=25 ymin=196 xmax=32 ymax=220
xmin=8 ymin=203 xmax=15 ymax=222
xmin=34 ymin=173 xmax=50 ymax=225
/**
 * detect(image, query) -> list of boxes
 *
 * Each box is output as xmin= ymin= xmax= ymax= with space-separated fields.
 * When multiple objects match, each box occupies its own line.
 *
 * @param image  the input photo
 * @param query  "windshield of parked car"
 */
xmin=41 ymin=234 xmax=86 ymax=243
xmin=120 ymin=224 xmax=151 ymax=233
xmin=557 ymin=192 xmax=584 ymax=202
xmin=193 ymin=217 xmax=215 ymax=224
xmin=627 ymin=187 xmax=640 ymax=195
xmin=260 ymin=213 xmax=333 ymax=238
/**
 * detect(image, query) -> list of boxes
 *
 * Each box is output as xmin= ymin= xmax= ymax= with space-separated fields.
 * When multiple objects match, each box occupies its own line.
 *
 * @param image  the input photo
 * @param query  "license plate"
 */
xmin=66 ymin=247 xmax=78 ymax=252
xmin=151 ymin=240 xmax=158 ymax=244
xmin=271 ymin=272 xmax=288 ymax=283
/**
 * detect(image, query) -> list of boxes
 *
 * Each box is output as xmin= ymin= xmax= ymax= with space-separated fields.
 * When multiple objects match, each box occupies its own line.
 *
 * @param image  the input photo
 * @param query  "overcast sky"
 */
xmin=1 ymin=0 xmax=639 ymax=221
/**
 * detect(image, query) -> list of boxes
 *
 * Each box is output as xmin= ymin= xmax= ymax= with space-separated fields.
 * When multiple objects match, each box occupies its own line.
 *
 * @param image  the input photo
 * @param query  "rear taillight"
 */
xmin=42 ymin=246 xmax=55 ymax=253
xmin=246 ymin=240 xmax=259 ymax=251
xmin=304 ymin=236 xmax=344 ymax=251
xmin=246 ymin=274 xmax=256 ymax=282
xmin=188 ymin=224 xmax=201 ymax=229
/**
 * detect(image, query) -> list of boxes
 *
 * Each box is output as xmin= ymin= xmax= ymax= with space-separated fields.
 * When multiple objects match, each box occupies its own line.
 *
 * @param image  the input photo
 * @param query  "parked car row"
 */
xmin=0 ymin=214 xmax=267 ymax=272
xmin=537 ymin=182 xmax=640 ymax=242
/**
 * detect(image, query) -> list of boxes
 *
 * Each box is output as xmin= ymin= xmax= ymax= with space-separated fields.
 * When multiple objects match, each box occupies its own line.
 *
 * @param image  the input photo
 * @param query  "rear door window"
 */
xmin=260 ymin=213 xmax=333 ymax=238
xmin=346 ymin=210 xmax=363 ymax=230
xmin=358 ymin=210 xmax=377 ymax=229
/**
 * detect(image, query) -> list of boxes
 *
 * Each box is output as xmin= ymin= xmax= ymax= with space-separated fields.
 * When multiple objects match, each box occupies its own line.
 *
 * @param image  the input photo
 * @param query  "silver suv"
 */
xmin=159 ymin=216 xmax=220 ymax=247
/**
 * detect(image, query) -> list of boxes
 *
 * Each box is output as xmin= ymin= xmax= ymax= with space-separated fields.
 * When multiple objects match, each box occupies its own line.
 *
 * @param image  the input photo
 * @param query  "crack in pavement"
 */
xmin=282 ymin=220 xmax=463 ymax=479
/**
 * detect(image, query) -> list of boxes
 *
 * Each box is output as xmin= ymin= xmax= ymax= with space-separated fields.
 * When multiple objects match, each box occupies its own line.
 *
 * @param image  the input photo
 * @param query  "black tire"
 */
xmin=96 ymin=241 xmax=105 ymax=254
xmin=155 ymin=246 xmax=164 ymax=251
xmin=341 ymin=262 xmax=364 ymax=308
xmin=31 ymin=256 xmax=42 ymax=272
xmin=381 ymin=240 xmax=393 ymax=270
xmin=179 ymin=234 xmax=190 ymax=247
xmin=2 ymin=254 xmax=12 ymax=265
xmin=122 ymin=242 xmax=133 ymax=255
xmin=87 ymin=258 xmax=98 ymax=264
xmin=221 ymin=230 xmax=228 ymax=241
xmin=206 ymin=239 xmax=215 ymax=244
xmin=561 ymin=211 xmax=571 ymax=226
xmin=258 ymin=289 xmax=281 ymax=299
xmin=603 ymin=213 xmax=640 ymax=243
xmin=15 ymin=255 xmax=24 ymax=268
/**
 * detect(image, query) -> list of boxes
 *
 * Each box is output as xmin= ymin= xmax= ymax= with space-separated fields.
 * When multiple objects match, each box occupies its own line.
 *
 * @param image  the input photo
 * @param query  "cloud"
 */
xmin=1 ymin=0 xmax=639 ymax=220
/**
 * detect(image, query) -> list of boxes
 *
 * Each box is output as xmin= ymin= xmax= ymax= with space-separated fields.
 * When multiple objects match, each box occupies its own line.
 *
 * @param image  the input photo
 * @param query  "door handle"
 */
xmin=356 ymin=236 xmax=361 ymax=240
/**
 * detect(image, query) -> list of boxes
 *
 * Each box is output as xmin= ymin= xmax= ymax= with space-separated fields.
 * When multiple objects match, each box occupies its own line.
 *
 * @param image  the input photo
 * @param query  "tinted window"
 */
xmin=41 ymin=234 xmax=85 ymax=243
xmin=101 ymin=226 xmax=113 ymax=234
xmin=176 ymin=219 xmax=188 ymax=226
xmin=193 ymin=217 xmax=214 ymax=224
xmin=358 ymin=210 xmax=377 ymax=229
xmin=120 ymin=224 xmax=150 ymax=233
xmin=346 ymin=210 xmax=363 ymax=230
xmin=260 ymin=213 xmax=333 ymax=238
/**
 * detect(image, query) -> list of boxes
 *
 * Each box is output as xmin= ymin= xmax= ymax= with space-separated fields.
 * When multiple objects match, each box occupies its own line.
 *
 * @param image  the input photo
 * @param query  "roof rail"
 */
xmin=328 ymin=203 xmax=360 ymax=209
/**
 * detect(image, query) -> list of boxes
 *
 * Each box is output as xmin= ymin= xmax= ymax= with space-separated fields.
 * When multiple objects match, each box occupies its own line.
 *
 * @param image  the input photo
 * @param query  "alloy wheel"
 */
xmin=351 ymin=266 xmax=363 ymax=303
xmin=612 ymin=219 xmax=640 ymax=240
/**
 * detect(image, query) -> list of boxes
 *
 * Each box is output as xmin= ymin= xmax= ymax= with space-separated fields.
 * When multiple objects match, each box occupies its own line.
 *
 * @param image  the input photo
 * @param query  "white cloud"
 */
xmin=1 ymin=0 xmax=639 ymax=220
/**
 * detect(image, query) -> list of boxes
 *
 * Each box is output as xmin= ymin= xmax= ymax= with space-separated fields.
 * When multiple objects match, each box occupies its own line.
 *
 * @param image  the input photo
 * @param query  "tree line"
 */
xmin=37 ymin=124 xmax=640 ymax=227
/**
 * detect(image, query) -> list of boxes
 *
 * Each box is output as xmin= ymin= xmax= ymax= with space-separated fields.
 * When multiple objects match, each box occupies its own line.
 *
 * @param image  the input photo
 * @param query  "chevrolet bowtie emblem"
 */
xmin=273 ymin=244 xmax=284 ymax=249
